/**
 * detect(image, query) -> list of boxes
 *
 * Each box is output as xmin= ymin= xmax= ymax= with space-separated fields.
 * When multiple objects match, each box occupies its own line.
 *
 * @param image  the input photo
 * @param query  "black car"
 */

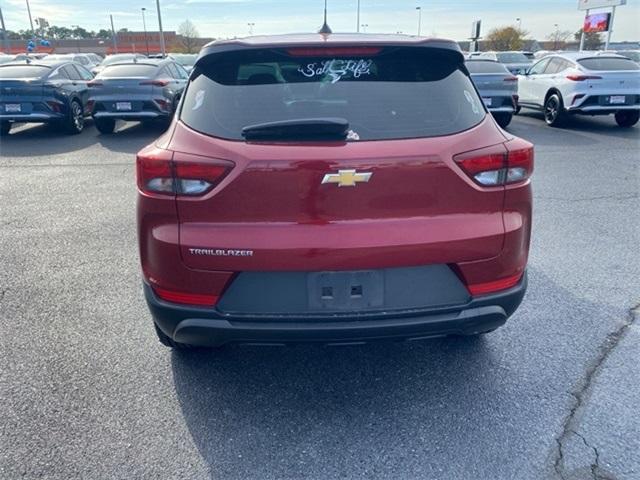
xmin=88 ymin=58 xmax=188 ymax=134
xmin=0 ymin=60 xmax=94 ymax=135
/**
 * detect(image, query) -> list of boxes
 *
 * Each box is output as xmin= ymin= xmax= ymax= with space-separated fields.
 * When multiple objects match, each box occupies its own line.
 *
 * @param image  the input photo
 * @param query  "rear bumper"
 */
xmin=145 ymin=272 xmax=527 ymax=346
xmin=93 ymin=111 xmax=165 ymax=120
xmin=0 ymin=112 xmax=63 ymax=122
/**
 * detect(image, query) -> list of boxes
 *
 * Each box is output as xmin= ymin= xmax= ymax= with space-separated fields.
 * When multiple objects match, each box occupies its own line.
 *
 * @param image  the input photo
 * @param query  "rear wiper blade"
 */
xmin=241 ymin=117 xmax=349 ymax=140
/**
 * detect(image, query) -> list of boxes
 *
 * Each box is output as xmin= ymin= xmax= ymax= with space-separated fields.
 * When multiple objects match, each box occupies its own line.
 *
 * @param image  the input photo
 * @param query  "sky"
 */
xmin=2 ymin=0 xmax=640 ymax=41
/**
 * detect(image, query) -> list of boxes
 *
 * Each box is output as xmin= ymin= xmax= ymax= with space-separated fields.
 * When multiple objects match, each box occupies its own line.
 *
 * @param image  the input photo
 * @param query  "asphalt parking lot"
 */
xmin=1 ymin=114 xmax=638 ymax=480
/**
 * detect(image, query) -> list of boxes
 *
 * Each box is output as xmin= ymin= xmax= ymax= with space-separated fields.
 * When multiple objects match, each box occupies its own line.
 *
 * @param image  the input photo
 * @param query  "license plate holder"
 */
xmin=5 ymin=103 xmax=21 ymax=113
xmin=115 ymin=101 xmax=132 ymax=111
xmin=609 ymin=95 xmax=626 ymax=104
xmin=307 ymin=270 xmax=384 ymax=311
xmin=482 ymin=97 xmax=492 ymax=107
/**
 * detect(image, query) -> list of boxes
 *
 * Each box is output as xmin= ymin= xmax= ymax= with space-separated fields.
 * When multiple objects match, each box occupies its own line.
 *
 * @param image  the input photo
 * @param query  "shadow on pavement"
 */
xmin=0 ymin=120 xmax=166 ymax=157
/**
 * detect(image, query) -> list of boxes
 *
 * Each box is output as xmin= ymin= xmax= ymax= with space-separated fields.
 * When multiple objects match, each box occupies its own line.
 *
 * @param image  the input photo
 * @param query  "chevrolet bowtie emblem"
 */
xmin=321 ymin=169 xmax=372 ymax=187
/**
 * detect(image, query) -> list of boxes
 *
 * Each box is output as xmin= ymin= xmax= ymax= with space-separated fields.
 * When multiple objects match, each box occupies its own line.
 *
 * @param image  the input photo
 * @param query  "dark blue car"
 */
xmin=0 ymin=59 xmax=94 ymax=136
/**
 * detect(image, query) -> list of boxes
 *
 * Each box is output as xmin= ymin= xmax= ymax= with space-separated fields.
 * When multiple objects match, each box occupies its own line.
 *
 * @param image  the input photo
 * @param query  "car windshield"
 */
xmin=172 ymin=54 xmax=197 ymax=66
xmin=617 ymin=51 xmax=640 ymax=62
xmin=181 ymin=47 xmax=486 ymax=141
xmin=0 ymin=65 xmax=50 ymax=79
xmin=98 ymin=64 xmax=158 ymax=78
xmin=579 ymin=57 xmax=640 ymax=71
xmin=496 ymin=53 xmax=530 ymax=63
xmin=466 ymin=61 xmax=510 ymax=74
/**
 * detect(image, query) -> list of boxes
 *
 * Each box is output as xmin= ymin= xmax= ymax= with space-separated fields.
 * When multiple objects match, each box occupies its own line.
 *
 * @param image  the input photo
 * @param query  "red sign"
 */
xmin=583 ymin=12 xmax=611 ymax=32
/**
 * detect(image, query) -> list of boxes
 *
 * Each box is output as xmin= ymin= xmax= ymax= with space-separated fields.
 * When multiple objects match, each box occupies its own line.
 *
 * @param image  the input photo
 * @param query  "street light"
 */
xmin=361 ymin=23 xmax=368 ymax=33
xmin=553 ymin=23 xmax=559 ymax=50
xmin=356 ymin=0 xmax=360 ymax=33
xmin=141 ymin=8 xmax=149 ymax=56
xmin=416 ymin=6 xmax=422 ymax=36
xmin=247 ymin=22 xmax=255 ymax=35
xmin=516 ymin=17 xmax=522 ymax=31
xmin=25 ymin=0 xmax=35 ymax=36
xmin=72 ymin=24 xmax=80 ymax=52
xmin=155 ymin=0 xmax=166 ymax=58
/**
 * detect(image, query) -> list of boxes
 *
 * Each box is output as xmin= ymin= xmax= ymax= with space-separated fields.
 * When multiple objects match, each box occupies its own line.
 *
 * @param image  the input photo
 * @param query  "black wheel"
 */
xmin=0 ymin=121 xmax=11 ymax=136
xmin=64 ymin=100 xmax=85 ymax=134
xmin=94 ymin=117 xmax=116 ymax=134
xmin=493 ymin=112 xmax=513 ymax=128
xmin=544 ymin=93 xmax=568 ymax=127
xmin=614 ymin=110 xmax=639 ymax=128
xmin=153 ymin=323 xmax=195 ymax=350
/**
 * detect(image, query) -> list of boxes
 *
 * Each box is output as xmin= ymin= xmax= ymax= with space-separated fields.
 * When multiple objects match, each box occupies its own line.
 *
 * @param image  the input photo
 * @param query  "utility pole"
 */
xmin=416 ymin=7 xmax=422 ymax=36
xmin=155 ymin=0 xmax=166 ymax=57
xmin=25 ymin=0 xmax=35 ymax=36
xmin=0 ymin=6 xmax=9 ymax=53
xmin=110 ymin=14 xmax=118 ymax=53
xmin=141 ymin=8 xmax=149 ymax=55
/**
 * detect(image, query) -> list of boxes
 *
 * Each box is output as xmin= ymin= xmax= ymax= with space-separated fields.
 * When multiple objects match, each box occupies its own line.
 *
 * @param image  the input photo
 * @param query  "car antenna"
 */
xmin=318 ymin=0 xmax=332 ymax=34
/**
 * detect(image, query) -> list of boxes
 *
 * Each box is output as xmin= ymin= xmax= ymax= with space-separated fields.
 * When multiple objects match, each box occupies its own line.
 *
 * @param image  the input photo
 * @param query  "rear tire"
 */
xmin=94 ymin=117 xmax=116 ymax=134
xmin=614 ymin=110 xmax=639 ymax=128
xmin=544 ymin=93 xmax=568 ymax=127
xmin=493 ymin=112 xmax=513 ymax=128
xmin=0 ymin=121 xmax=11 ymax=136
xmin=153 ymin=323 xmax=196 ymax=350
xmin=64 ymin=100 xmax=84 ymax=134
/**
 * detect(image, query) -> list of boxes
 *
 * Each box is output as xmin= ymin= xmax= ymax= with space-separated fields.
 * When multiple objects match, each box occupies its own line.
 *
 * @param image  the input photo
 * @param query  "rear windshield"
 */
xmin=98 ymin=64 xmax=158 ymax=78
xmin=180 ymin=48 xmax=485 ymax=141
xmin=172 ymin=54 xmax=197 ymax=66
xmin=496 ymin=53 xmax=529 ymax=63
xmin=578 ymin=57 xmax=640 ymax=71
xmin=466 ymin=61 xmax=510 ymax=74
xmin=102 ymin=55 xmax=139 ymax=66
xmin=0 ymin=65 xmax=50 ymax=79
xmin=617 ymin=51 xmax=640 ymax=62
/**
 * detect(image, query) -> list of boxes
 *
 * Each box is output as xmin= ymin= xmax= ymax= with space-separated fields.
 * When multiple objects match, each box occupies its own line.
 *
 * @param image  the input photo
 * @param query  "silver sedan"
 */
xmin=466 ymin=59 xmax=519 ymax=128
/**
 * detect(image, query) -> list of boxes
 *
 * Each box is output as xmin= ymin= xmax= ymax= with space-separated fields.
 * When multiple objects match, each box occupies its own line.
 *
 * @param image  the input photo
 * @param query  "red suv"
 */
xmin=136 ymin=34 xmax=533 ymax=349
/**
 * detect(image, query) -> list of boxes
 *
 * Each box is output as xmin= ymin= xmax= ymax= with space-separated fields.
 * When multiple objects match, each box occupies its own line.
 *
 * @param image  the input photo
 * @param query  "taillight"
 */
xmin=454 ymin=141 xmax=534 ymax=187
xmin=140 ymin=79 xmax=170 ymax=86
xmin=286 ymin=47 xmax=382 ymax=56
xmin=136 ymin=148 xmax=233 ymax=196
xmin=87 ymin=80 xmax=103 ymax=87
xmin=504 ymin=76 xmax=518 ymax=82
xmin=467 ymin=272 xmax=523 ymax=296
xmin=153 ymin=286 xmax=219 ymax=306
xmin=566 ymin=74 xmax=602 ymax=81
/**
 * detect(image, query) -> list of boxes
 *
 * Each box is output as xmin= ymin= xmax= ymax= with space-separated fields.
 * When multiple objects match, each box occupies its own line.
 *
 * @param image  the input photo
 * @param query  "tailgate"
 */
xmin=173 ymin=118 xmax=508 ymax=272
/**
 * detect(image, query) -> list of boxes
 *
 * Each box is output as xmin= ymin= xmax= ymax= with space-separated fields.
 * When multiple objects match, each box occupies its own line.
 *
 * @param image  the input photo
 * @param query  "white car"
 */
xmin=517 ymin=52 xmax=640 ymax=127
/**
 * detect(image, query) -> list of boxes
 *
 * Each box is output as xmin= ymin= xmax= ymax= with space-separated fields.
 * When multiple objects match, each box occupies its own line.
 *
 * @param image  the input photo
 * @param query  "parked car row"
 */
xmin=467 ymin=52 xmax=640 ymax=129
xmin=0 ymin=56 xmax=188 ymax=136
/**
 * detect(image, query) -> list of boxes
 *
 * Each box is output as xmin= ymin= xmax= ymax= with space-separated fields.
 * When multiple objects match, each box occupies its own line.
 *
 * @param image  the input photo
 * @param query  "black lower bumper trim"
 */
xmin=143 ymin=272 xmax=527 ymax=347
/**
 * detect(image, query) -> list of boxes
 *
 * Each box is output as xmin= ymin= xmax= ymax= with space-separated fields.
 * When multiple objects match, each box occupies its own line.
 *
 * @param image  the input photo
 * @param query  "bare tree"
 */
xmin=178 ymin=20 xmax=199 ymax=53
xmin=546 ymin=29 xmax=573 ymax=50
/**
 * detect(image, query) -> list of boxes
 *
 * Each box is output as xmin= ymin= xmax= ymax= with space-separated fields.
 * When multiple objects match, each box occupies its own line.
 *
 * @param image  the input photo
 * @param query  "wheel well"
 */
xmin=544 ymin=88 xmax=563 ymax=105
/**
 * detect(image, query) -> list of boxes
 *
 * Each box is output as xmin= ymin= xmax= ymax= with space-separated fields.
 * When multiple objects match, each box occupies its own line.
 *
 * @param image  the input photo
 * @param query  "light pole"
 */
xmin=72 ymin=24 xmax=80 ymax=52
xmin=247 ymin=22 xmax=255 ymax=35
xmin=356 ymin=0 xmax=360 ymax=33
xmin=155 ymin=0 xmax=165 ymax=57
xmin=141 ymin=8 xmax=149 ymax=56
xmin=110 ymin=14 xmax=118 ymax=53
xmin=516 ymin=17 xmax=522 ymax=31
xmin=553 ymin=23 xmax=559 ymax=50
xmin=25 ymin=0 xmax=35 ymax=36
xmin=0 ymin=6 xmax=9 ymax=53
xmin=416 ymin=7 xmax=422 ymax=36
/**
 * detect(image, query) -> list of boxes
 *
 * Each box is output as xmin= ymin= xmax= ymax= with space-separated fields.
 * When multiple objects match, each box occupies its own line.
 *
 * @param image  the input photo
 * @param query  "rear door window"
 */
xmin=578 ymin=57 xmax=640 ymax=71
xmin=528 ymin=58 xmax=550 ymax=75
xmin=181 ymin=47 xmax=485 ymax=141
